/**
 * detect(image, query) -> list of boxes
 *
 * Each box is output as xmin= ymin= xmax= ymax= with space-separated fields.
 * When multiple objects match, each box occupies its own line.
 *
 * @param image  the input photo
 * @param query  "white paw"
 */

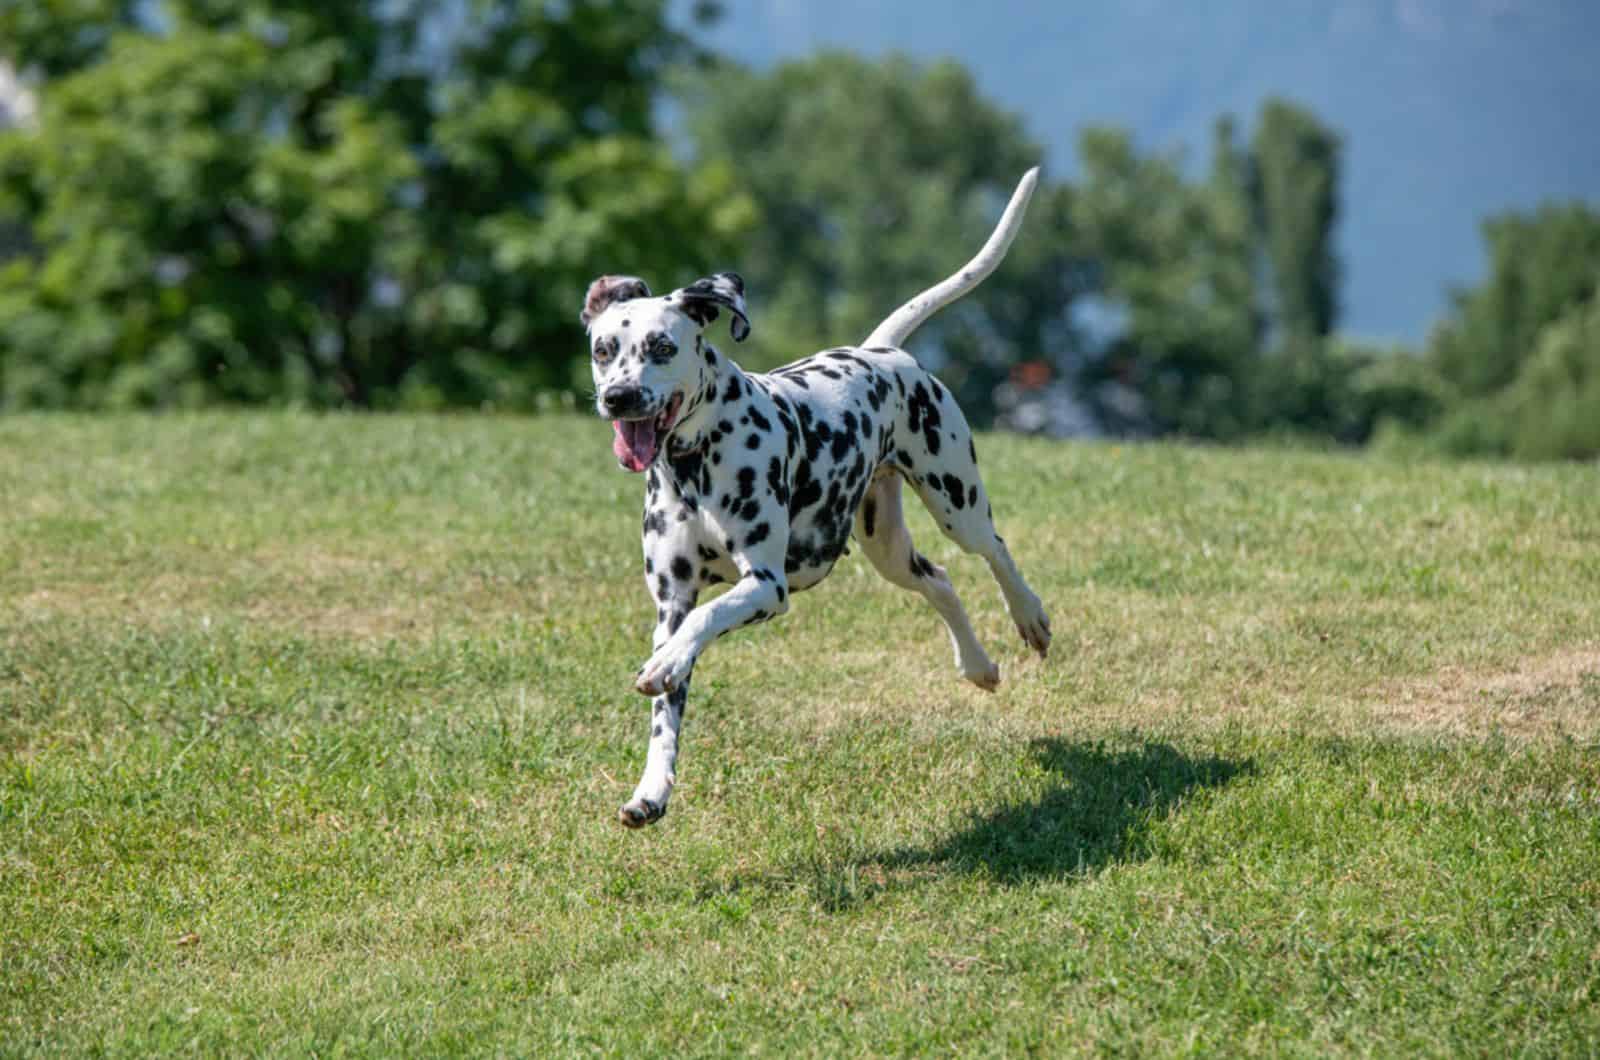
xmin=1015 ymin=602 xmax=1052 ymax=659
xmin=964 ymin=660 xmax=1001 ymax=692
xmin=635 ymin=643 xmax=695 ymax=696
xmin=1002 ymin=588 xmax=1052 ymax=659
xmin=618 ymin=797 xmax=666 ymax=828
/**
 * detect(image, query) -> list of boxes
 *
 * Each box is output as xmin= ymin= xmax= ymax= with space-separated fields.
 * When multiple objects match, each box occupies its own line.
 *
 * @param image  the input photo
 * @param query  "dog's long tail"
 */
xmin=861 ymin=166 xmax=1041 ymax=351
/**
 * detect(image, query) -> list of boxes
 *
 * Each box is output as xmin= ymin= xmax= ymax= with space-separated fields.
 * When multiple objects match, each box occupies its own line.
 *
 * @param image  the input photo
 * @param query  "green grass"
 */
xmin=3 ymin=413 xmax=1598 ymax=1056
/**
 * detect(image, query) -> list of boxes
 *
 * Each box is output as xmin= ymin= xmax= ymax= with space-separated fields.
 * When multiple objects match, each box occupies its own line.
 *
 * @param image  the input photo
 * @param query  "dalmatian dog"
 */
xmin=582 ymin=168 xmax=1052 ymax=828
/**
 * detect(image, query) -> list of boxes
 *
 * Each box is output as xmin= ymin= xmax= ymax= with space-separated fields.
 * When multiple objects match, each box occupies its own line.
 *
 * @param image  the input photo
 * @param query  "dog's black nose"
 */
xmin=602 ymin=384 xmax=643 ymax=416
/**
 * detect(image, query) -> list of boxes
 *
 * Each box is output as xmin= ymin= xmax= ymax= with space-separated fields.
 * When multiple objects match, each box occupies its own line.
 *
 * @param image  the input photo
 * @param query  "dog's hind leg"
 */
xmin=854 ymin=473 xmax=1001 ymax=690
xmin=907 ymin=467 xmax=1052 ymax=660
xmin=893 ymin=383 xmax=1052 ymax=659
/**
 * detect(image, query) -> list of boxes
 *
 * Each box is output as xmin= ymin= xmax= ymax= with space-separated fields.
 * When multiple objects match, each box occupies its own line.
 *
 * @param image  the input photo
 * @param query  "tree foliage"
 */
xmin=1072 ymin=122 xmax=1260 ymax=438
xmin=2 ymin=16 xmax=1591 ymax=462
xmin=0 ymin=0 xmax=751 ymax=409
xmin=1250 ymin=100 xmax=1340 ymax=344
xmin=1071 ymin=101 xmax=1363 ymax=440
xmin=1408 ymin=205 xmax=1600 ymax=461
xmin=1429 ymin=204 xmax=1600 ymax=401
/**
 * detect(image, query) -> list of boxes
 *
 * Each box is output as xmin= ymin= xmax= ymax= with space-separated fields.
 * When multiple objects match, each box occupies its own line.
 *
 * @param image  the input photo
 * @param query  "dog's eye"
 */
xmin=593 ymin=340 xmax=614 ymax=364
xmin=651 ymin=336 xmax=676 ymax=359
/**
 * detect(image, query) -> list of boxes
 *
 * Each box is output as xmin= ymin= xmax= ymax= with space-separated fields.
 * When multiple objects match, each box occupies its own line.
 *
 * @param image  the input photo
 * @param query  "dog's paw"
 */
xmin=964 ymin=660 xmax=1001 ymax=692
xmin=1016 ymin=609 xmax=1052 ymax=659
xmin=618 ymin=798 xmax=666 ymax=829
xmin=635 ymin=644 xmax=695 ymax=697
xmin=1007 ymin=592 xmax=1051 ymax=659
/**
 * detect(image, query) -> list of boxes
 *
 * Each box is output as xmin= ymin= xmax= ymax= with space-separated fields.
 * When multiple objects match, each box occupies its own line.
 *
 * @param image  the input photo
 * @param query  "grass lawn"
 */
xmin=3 ymin=412 xmax=1598 ymax=1055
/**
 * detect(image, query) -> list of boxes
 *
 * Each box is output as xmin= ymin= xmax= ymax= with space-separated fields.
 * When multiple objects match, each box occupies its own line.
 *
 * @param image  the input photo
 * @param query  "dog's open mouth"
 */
xmin=612 ymin=391 xmax=683 ymax=472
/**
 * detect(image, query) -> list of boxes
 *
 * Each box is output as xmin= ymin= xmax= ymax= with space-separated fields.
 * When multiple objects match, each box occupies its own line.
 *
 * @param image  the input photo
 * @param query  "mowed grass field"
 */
xmin=2 ymin=413 xmax=1598 ymax=1056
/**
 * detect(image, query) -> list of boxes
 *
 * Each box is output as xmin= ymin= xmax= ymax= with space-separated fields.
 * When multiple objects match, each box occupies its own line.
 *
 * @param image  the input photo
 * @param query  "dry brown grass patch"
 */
xmin=1365 ymin=645 xmax=1600 ymax=740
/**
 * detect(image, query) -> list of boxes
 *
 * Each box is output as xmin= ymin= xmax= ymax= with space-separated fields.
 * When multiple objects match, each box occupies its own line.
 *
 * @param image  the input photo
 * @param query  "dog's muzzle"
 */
xmin=610 ymin=391 xmax=684 ymax=472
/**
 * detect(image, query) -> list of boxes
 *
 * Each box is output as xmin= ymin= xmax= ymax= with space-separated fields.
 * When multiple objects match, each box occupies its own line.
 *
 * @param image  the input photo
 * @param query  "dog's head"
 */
xmin=581 ymin=272 xmax=750 ymax=472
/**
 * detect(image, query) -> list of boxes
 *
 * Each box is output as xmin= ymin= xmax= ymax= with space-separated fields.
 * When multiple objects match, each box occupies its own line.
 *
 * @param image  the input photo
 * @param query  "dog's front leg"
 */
xmin=620 ymin=682 xmax=689 ymax=829
xmin=620 ymin=574 xmax=699 ymax=828
xmin=635 ymin=553 xmax=790 ymax=697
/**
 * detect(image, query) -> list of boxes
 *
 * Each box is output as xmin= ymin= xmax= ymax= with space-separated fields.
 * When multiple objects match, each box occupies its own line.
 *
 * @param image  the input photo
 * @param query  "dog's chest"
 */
xmin=649 ymin=364 xmax=895 ymax=591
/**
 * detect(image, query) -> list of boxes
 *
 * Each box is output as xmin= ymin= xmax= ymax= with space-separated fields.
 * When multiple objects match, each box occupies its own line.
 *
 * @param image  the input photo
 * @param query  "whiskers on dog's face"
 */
xmin=581 ymin=271 xmax=751 ymax=472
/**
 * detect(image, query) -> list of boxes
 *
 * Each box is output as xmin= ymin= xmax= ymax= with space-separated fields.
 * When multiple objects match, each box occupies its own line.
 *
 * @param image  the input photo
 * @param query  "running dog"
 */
xmin=581 ymin=168 xmax=1051 ymax=827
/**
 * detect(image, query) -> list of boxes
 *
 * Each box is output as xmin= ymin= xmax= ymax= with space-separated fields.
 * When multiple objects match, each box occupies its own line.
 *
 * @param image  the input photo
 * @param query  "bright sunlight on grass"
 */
xmin=3 ymin=414 xmax=1597 ymax=1054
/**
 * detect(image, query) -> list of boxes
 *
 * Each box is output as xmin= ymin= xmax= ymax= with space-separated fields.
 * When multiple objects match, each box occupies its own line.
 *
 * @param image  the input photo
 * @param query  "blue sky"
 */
xmin=681 ymin=0 xmax=1600 ymax=342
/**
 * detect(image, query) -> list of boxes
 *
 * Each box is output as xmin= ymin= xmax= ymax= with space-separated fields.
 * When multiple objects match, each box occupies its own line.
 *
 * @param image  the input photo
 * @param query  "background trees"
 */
xmin=0 ymin=0 xmax=750 ymax=409
xmin=1406 ymin=204 xmax=1600 ymax=460
xmin=0 ymin=5 xmax=1593 ymax=459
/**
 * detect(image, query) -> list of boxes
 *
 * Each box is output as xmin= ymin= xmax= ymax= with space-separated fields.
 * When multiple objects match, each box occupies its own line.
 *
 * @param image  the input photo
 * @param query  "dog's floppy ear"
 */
xmin=672 ymin=271 xmax=750 ymax=342
xmin=581 ymin=275 xmax=652 ymax=327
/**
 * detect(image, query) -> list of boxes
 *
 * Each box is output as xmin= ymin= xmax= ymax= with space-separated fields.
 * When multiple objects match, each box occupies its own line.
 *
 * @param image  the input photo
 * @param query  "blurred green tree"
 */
xmin=1370 ymin=204 xmax=1600 ymax=461
xmin=0 ymin=0 xmax=752 ymax=409
xmin=1496 ymin=289 xmax=1600 ymax=460
xmin=1072 ymin=100 xmax=1355 ymax=440
xmin=1249 ymin=99 xmax=1340 ymax=345
xmin=1071 ymin=122 xmax=1264 ymax=438
xmin=1428 ymin=203 xmax=1600 ymax=402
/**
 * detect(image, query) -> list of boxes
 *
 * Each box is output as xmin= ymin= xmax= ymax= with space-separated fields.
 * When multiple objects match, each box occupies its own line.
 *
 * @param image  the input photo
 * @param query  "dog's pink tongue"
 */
xmin=612 ymin=418 xmax=658 ymax=472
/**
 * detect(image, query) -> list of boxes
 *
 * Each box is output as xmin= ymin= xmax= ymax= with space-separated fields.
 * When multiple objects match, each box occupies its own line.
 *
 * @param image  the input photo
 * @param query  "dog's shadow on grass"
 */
xmin=726 ymin=737 xmax=1251 ymax=912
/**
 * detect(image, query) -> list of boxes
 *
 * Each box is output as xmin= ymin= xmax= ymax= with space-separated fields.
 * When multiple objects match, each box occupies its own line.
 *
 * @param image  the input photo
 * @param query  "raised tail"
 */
xmin=861 ymin=167 xmax=1041 ymax=351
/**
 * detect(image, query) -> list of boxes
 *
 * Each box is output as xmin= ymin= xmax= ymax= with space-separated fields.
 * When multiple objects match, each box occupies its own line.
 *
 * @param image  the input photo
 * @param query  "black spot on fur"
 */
xmin=746 ymin=522 xmax=770 ymax=547
xmin=943 ymin=474 xmax=966 ymax=510
xmin=671 ymin=555 xmax=693 ymax=582
xmin=667 ymin=450 xmax=703 ymax=494
xmin=790 ymin=462 xmax=822 ymax=515
xmin=846 ymin=452 xmax=866 ymax=488
xmin=829 ymin=427 xmax=852 ymax=462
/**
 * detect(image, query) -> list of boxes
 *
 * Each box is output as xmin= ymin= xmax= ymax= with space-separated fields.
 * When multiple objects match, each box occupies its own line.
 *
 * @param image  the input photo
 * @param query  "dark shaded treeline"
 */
xmin=0 ymin=3 xmax=1594 ymax=457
